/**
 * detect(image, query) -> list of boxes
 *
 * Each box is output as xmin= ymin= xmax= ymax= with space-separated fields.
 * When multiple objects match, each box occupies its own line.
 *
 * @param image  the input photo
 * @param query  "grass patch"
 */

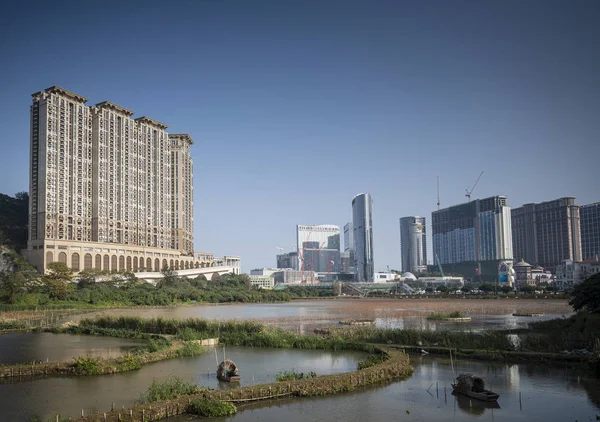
xmin=143 ymin=375 xmax=202 ymax=402
xmin=357 ymin=353 xmax=388 ymax=370
xmin=276 ymin=369 xmax=317 ymax=381
xmin=188 ymin=398 xmax=237 ymax=417
xmin=427 ymin=311 xmax=465 ymax=320
xmin=175 ymin=341 xmax=205 ymax=357
xmin=318 ymin=326 xmax=513 ymax=350
xmin=0 ymin=319 xmax=26 ymax=330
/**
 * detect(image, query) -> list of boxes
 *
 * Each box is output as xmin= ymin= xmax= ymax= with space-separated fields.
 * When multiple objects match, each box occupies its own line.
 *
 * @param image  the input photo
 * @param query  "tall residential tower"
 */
xmin=511 ymin=197 xmax=581 ymax=271
xmin=26 ymin=86 xmax=199 ymax=272
xmin=352 ymin=193 xmax=374 ymax=282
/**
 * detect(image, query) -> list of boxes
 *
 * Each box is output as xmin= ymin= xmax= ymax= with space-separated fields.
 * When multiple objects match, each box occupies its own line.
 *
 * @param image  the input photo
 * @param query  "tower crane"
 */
xmin=465 ymin=171 xmax=484 ymax=202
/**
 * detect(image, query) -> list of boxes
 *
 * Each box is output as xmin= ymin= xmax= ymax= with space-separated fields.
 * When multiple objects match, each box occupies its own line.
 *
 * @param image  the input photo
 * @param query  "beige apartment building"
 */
xmin=25 ymin=86 xmax=207 ymax=273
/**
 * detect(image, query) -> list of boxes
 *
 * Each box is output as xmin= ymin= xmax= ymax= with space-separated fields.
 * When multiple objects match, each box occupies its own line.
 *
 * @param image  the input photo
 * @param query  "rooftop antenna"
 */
xmin=437 ymin=176 xmax=441 ymax=211
xmin=465 ymin=171 xmax=484 ymax=202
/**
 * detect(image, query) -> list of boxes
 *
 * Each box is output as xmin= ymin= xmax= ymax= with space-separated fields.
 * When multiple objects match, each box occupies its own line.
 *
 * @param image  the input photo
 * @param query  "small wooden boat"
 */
xmin=451 ymin=373 xmax=499 ymax=402
xmin=217 ymin=359 xmax=240 ymax=382
xmin=512 ymin=313 xmax=544 ymax=317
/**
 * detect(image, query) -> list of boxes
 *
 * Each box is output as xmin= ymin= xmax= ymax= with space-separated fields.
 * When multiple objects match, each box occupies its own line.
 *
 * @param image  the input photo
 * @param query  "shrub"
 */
xmin=176 ymin=341 xmax=205 ymax=357
xmin=276 ymin=369 xmax=317 ymax=381
xmin=72 ymin=356 xmax=103 ymax=375
xmin=188 ymin=398 xmax=237 ymax=417
xmin=357 ymin=353 xmax=388 ymax=370
xmin=143 ymin=375 xmax=201 ymax=402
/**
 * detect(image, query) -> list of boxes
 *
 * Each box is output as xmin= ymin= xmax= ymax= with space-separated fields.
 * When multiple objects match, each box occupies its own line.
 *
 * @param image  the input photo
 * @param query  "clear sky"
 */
xmin=0 ymin=0 xmax=598 ymax=272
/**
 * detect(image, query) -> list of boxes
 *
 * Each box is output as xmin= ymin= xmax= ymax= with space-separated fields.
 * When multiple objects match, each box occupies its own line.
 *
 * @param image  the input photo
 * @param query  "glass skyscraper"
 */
xmin=352 ymin=193 xmax=374 ymax=282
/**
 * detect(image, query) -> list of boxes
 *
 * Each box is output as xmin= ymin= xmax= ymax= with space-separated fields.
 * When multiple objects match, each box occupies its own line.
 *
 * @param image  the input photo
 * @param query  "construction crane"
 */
xmin=435 ymin=252 xmax=445 ymax=278
xmin=465 ymin=171 xmax=484 ymax=202
xmin=437 ymin=176 xmax=441 ymax=211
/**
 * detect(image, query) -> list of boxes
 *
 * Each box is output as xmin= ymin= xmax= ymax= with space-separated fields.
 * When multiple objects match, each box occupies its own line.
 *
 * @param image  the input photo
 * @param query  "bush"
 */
xmin=188 ymin=398 xmax=237 ymax=417
xmin=276 ymin=369 xmax=317 ymax=381
xmin=426 ymin=311 xmax=465 ymax=320
xmin=72 ymin=356 xmax=103 ymax=375
xmin=569 ymin=273 xmax=600 ymax=313
xmin=176 ymin=341 xmax=205 ymax=357
xmin=357 ymin=353 xmax=387 ymax=370
xmin=143 ymin=376 xmax=201 ymax=402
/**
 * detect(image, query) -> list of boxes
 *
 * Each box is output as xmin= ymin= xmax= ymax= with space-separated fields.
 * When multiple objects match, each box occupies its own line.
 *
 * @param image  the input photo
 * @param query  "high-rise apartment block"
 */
xmin=25 ymin=86 xmax=202 ymax=272
xmin=581 ymin=202 xmax=600 ymax=260
xmin=399 ymin=216 xmax=427 ymax=273
xmin=432 ymin=196 xmax=512 ymax=280
xmin=352 ymin=193 xmax=374 ymax=282
xmin=511 ymin=197 xmax=581 ymax=270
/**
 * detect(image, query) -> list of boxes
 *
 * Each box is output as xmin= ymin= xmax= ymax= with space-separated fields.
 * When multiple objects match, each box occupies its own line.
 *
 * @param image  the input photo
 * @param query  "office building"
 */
xmin=581 ymin=202 xmax=600 ymax=260
xmin=276 ymin=251 xmax=299 ymax=270
xmin=249 ymin=275 xmax=275 ymax=289
xmin=511 ymin=197 xmax=582 ymax=271
xmin=431 ymin=195 xmax=512 ymax=281
xmin=343 ymin=222 xmax=355 ymax=276
xmin=25 ymin=86 xmax=201 ymax=272
xmin=352 ymin=193 xmax=374 ymax=282
xmin=399 ymin=216 xmax=427 ymax=273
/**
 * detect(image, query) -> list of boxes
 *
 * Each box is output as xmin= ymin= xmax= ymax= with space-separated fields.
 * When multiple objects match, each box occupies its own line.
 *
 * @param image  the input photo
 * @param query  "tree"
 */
xmin=436 ymin=285 xmax=448 ymax=293
xmin=460 ymin=286 xmax=471 ymax=293
xmin=42 ymin=262 xmax=74 ymax=299
xmin=519 ymin=285 xmax=536 ymax=293
xmin=500 ymin=285 xmax=512 ymax=294
xmin=479 ymin=283 xmax=494 ymax=292
xmin=0 ymin=270 xmax=33 ymax=303
xmin=158 ymin=267 xmax=179 ymax=288
xmin=14 ymin=192 xmax=28 ymax=202
xmin=569 ymin=273 xmax=600 ymax=313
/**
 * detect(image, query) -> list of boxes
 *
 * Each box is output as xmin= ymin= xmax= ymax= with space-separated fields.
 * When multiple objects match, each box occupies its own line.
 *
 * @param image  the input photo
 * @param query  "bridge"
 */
xmin=135 ymin=265 xmax=239 ymax=283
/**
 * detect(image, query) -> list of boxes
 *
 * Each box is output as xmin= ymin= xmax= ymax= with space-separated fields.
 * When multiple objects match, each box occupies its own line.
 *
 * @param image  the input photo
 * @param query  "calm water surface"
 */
xmin=68 ymin=301 xmax=568 ymax=332
xmin=0 ymin=344 xmax=366 ymax=421
xmin=172 ymin=355 xmax=600 ymax=422
xmin=0 ymin=333 xmax=145 ymax=364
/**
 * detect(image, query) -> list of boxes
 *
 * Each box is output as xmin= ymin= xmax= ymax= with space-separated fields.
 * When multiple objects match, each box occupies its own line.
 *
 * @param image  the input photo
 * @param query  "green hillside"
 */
xmin=0 ymin=192 xmax=28 ymax=252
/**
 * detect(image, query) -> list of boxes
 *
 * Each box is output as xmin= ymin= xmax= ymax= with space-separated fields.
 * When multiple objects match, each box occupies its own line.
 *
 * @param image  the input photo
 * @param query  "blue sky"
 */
xmin=0 ymin=0 xmax=598 ymax=272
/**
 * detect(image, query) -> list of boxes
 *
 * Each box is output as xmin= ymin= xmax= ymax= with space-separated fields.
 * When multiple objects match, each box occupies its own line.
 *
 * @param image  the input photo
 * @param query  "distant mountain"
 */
xmin=0 ymin=192 xmax=28 ymax=252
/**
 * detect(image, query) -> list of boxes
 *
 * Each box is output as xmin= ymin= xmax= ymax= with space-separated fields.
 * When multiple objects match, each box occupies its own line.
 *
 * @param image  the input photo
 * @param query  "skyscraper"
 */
xmin=399 ymin=216 xmax=427 ymax=273
xmin=352 ymin=193 xmax=374 ymax=282
xmin=432 ymin=195 xmax=512 ymax=280
xmin=511 ymin=197 xmax=581 ymax=271
xmin=26 ymin=86 xmax=198 ymax=272
xmin=343 ymin=222 xmax=355 ymax=275
xmin=578 ymin=202 xmax=599 ymax=260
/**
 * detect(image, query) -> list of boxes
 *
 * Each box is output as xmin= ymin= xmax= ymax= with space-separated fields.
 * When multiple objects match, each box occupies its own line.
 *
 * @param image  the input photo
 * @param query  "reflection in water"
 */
xmin=0 ymin=333 xmax=144 ymax=365
xmin=453 ymin=392 xmax=501 ymax=416
xmin=0 ymin=345 xmax=365 ymax=421
xmin=167 ymin=355 xmax=600 ymax=422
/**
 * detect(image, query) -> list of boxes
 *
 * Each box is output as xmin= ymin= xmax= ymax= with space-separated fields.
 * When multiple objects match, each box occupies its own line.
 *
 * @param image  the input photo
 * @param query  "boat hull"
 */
xmin=218 ymin=375 xmax=240 ymax=382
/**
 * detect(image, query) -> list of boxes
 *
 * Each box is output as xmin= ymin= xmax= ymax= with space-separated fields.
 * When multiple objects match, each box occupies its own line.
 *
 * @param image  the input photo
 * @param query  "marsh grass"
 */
xmin=276 ymin=369 xmax=317 ymax=381
xmin=188 ymin=398 xmax=237 ymax=417
xmin=143 ymin=375 xmax=202 ymax=402
xmin=426 ymin=311 xmax=465 ymax=320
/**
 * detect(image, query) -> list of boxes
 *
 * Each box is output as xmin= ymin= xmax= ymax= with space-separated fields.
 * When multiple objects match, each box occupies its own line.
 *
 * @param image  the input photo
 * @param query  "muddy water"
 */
xmin=171 ymin=355 xmax=600 ymax=422
xmin=0 ymin=345 xmax=366 ymax=421
xmin=0 ymin=332 xmax=145 ymax=365
xmin=66 ymin=299 xmax=572 ymax=332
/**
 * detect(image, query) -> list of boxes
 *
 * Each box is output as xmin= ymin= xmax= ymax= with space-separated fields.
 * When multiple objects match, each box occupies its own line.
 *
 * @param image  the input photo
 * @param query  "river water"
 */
xmin=0 ymin=345 xmax=366 ymax=421
xmin=171 ymin=354 xmax=600 ymax=422
xmin=0 ymin=333 xmax=145 ymax=365
xmin=67 ymin=300 xmax=571 ymax=333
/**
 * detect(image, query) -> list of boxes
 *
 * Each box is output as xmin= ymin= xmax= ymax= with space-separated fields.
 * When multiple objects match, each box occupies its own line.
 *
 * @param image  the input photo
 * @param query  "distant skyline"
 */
xmin=0 ymin=0 xmax=598 ymax=272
